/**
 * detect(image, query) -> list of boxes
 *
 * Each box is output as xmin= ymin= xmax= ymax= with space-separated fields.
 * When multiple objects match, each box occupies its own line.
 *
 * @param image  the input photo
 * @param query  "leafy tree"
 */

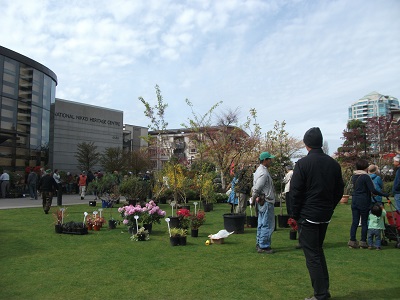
xmin=366 ymin=115 xmax=400 ymax=157
xmin=182 ymin=101 xmax=261 ymax=189
xmin=125 ymin=148 xmax=152 ymax=175
xmin=336 ymin=119 xmax=369 ymax=164
xmin=139 ymin=84 xmax=169 ymax=170
xmin=75 ymin=142 xmax=100 ymax=172
xmin=100 ymin=147 xmax=125 ymax=173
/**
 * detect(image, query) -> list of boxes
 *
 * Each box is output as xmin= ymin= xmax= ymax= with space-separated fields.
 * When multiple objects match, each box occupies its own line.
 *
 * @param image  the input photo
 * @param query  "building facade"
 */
xmin=123 ymin=124 xmax=148 ymax=152
xmin=348 ymin=91 xmax=399 ymax=122
xmin=0 ymin=46 xmax=57 ymax=173
xmin=50 ymin=98 xmax=123 ymax=174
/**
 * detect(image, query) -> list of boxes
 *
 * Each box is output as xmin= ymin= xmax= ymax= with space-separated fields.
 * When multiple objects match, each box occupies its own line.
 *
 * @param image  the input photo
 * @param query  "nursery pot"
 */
xmin=170 ymin=236 xmax=180 ymax=246
xmin=55 ymin=224 xmax=63 ymax=234
xmin=191 ymin=229 xmax=199 ymax=237
xmin=93 ymin=224 xmax=101 ymax=231
xmin=277 ymin=215 xmax=290 ymax=228
xmin=290 ymin=230 xmax=297 ymax=240
xmin=246 ymin=216 xmax=258 ymax=228
xmin=108 ymin=220 xmax=117 ymax=229
xmin=168 ymin=216 xmax=180 ymax=229
xmin=223 ymin=213 xmax=246 ymax=234
xmin=203 ymin=202 xmax=213 ymax=212
xmin=128 ymin=226 xmax=138 ymax=235
xmin=143 ymin=223 xmax=153 ymax=234
xmin=179 ymin=236 xmax=187 ymax=246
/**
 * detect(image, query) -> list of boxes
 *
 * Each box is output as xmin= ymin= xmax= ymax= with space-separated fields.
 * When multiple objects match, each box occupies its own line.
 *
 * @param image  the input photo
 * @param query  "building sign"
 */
xmin=54 ymin=112 xmax=121 ymax=127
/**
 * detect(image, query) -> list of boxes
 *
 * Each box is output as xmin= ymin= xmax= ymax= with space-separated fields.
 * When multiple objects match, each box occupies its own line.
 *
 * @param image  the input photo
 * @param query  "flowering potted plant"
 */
xmin=190 ymin=210 xmax=206 ymax=237
xmin=118 ymin=204 xmax=144 ymax=231
xmin=131 ymin=227 xmax=150 ymax=241
xmin=177 ymin=208 xmax=191 ymax=229
xmin=287 ymin=218 xmax=298 ymax=240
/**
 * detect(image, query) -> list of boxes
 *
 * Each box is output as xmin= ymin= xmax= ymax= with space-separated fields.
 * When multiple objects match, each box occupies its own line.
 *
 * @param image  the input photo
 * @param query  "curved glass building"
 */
xmin=0 ymin=46 xmax=57 ymax=173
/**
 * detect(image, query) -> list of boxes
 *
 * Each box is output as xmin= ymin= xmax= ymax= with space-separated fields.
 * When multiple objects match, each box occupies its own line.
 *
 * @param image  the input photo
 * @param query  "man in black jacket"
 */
xmin=290 ymin=127 xmax=344 ymax=300
xmin=38 ymin=169 xmax=59 ymax=214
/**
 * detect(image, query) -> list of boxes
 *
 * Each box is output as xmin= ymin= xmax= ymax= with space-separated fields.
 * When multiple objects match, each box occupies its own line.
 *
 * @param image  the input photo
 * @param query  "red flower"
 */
xmin=287 ymin=218 xmax=298 ymax=231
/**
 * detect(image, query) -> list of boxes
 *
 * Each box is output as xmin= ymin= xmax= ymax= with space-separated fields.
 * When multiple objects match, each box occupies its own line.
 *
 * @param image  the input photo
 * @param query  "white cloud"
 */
xmin=1 ymin=0 xmax=399 ymax=155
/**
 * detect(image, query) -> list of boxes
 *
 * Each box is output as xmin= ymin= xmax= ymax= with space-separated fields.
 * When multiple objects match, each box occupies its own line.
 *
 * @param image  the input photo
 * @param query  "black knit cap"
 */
xmin=303 ymin=127 xmax=323 ymax=148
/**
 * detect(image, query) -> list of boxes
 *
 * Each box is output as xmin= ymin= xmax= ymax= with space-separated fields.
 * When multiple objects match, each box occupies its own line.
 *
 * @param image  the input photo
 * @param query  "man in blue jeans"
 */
xmin=252 ymin=151 xmax=276 ymax=254
xmin=393 ymin=155 xmax=400 ymax=211
xmin=291 ymin=127 xmax=344 ymax=300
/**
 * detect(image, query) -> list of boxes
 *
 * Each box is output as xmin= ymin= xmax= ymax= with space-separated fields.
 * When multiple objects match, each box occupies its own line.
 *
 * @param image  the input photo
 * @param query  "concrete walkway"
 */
xmin=0 ymin=193 xmax=124 ymax=210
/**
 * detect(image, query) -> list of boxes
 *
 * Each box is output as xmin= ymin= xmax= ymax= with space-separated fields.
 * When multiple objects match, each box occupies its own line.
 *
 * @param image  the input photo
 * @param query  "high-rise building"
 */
xmin=0 ymin=46 xmax=57 ymax=173
xmin=348 ymin=91 xmax=399 ymax=122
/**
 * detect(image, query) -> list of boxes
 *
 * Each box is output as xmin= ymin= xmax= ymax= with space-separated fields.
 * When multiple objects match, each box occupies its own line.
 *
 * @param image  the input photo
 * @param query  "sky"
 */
xmin=1 ymin=0 xmax=399 ymax=155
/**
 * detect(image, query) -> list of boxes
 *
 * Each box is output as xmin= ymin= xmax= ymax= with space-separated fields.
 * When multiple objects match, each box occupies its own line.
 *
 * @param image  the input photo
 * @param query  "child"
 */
xmin=367 ymin=204 xmax=386 ymax=250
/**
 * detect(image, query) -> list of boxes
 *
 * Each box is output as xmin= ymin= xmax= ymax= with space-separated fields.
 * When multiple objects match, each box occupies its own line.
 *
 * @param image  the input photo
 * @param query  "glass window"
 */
xmin=2 ymin=58 xmax=18 ymax=98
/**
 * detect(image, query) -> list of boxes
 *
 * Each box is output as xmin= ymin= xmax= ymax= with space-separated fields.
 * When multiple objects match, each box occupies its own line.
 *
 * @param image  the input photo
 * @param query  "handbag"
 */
xmin=225 ymin=188 xmax=232 ymax=196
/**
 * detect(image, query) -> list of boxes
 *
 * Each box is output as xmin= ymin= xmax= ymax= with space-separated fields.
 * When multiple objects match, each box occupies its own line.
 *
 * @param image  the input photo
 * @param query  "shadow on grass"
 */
xmin=333 ymin=287 xmax=400 ymax=299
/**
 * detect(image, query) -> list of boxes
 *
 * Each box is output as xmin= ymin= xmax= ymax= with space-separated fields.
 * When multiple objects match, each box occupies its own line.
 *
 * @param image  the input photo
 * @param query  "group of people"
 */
xmin=227 ymin=126 xmax=400 ymax=300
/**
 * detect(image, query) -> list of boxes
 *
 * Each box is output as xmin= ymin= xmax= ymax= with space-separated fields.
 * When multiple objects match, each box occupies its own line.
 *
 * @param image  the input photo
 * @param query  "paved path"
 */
xmin=0 ymin=194 xmax=125 ymax=210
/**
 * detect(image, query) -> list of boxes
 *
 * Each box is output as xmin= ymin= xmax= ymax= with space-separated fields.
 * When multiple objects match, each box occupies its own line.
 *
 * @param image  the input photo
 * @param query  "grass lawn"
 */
xmin=0 ymin=200 xmax=399 ymax=300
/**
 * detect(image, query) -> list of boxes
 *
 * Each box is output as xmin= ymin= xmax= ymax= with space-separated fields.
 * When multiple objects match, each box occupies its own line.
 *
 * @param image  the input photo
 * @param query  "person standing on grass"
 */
xmin=252 ymin=151 xmax=276 ymax=254
xmin=38 ymin=169 xmax=59 ymax=214
xmin=392 ymin=155 xmax=400 ymax=211
xmin=348 ymin=159 xmax=389 ymax=249
xmin=368 ymin=165 xmax=383 ymax=203
xmin=234 ymin=164 xmax=253 ymax=214
xmin=53 ymin=169 xmax=63 ymax=205
xmin=290 ymin=127 xmax=344 ymax=300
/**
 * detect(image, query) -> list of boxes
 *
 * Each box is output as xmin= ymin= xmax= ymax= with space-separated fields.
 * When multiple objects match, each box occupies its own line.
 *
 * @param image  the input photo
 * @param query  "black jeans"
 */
xmin=299 ymin=220 xmax=330 ymax=300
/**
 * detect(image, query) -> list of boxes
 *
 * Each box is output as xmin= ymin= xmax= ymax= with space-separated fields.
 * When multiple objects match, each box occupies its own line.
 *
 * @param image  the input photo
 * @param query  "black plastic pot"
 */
xmin=277 ymin=215 xmax=290 ymax=228
xmin=108 ymin=220 xmax=117 ymax=229
xmin=246 ymin=216 xmax=258 ymax=228
xmin=223 ymin=213 xmax=246 ymax=234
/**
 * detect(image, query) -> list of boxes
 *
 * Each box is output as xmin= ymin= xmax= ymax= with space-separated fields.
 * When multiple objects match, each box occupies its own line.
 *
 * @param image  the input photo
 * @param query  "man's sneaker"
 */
xmin=359 ymin=241 xmax=368 ymax=249
xmin=257 ymin=247 xmax=274 ymax=254
xmin=368 ymin=246 xmax=373 ymax=250
xmin=81 ymin=197 xmax=84 ymax=200
xmin=347 ymin=240 xmax=359 ymax=249
xmin=376 ymin=247 xmax=381 ymax=250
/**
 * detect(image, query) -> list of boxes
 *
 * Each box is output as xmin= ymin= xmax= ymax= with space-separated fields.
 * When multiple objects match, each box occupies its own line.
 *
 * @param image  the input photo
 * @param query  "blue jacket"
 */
xmin=369 ymin=173 xmax=383 ymax=202
xmin=393 ymin=167 xmax=400 ymax=195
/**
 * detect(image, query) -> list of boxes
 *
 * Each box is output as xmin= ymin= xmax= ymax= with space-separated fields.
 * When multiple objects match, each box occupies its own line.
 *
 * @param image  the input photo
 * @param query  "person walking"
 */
xmin=348 ymin=159 xmax=389 ymax=249
xmin=252 ymin=151 xmax=276 ymax=254
xmin=38 ymin=169 xmax=59 ymax=214
xmin=53 ymin=169 xmax=63 ymax=205
xmin=290 ymin=127 xmax=344 ymax=300
xmin=392 ymin=155 xmax=400 ymax=211
xmin=0 ymin=170 xmax=10 ymax=198
xmin=27 ymin=168 xmax=38 ymax=200
xmin=79 ymin=171 xmax=87 ymax=200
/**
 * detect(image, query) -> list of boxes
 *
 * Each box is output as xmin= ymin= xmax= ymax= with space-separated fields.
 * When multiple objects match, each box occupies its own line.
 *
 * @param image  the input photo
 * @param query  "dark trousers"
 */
xmin=350 ymin=206 xmax=369 ymax=242
xmin=285 ymin=192 xmax=292 ymax=215
xmin=299 ymin=220 xmax=330 ymax=300
xmin=57 ymin=184 xmax=62 ymax=206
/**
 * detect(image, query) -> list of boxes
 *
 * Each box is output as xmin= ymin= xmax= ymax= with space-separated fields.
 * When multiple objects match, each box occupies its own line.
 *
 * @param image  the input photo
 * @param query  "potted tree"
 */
xmin=119 ymin=176 xmax=150 ymax=206
xmin=340 ymin=164 xmax=353 ymax=204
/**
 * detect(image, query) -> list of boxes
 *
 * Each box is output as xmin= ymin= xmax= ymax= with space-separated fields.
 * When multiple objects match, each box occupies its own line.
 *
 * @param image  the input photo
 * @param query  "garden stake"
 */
xmin=165 ymin=218 xmax=171 ymax=237
xmin=98 ymin=208 xmax=103 ymax=218
xmin=249 ymin=198 xmax=253 ymax=217
xmin=83 ymin=212 xmax=88 ymax=225
xmin=134 ymin=215 xmax=139 ymax=233
xmin=193 ymin=202 xmax=198 ymax=215
xmin=60 ymin=208 xmax=65 ymax=224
